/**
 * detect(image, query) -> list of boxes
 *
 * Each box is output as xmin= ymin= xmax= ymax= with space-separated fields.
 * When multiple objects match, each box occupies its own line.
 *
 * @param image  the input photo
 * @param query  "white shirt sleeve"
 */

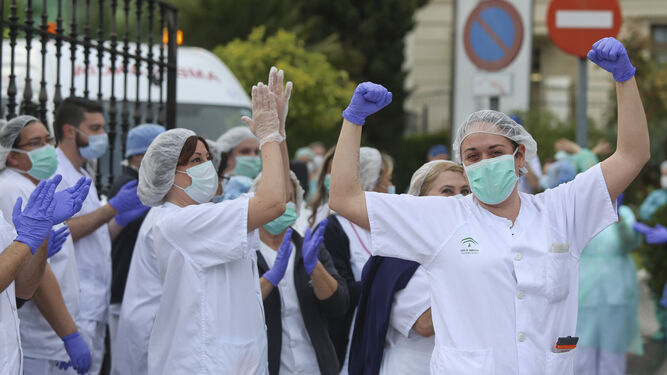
xmin=154 ymin=196 xmax=250 ymax=269
xmin=390 ymin=266 xmax=431 ymax=337
xmin=365 ymin=192 xmax=459 ymax=266
xmin=540 ymin=163 xmax=618 ymax=257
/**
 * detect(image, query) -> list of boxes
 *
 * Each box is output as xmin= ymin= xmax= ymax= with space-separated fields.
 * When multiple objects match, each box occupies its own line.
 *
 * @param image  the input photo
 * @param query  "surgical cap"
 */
xmin=660 ymin=160 xmax=667 ymax=172
xmin=0 ymin=115 xmax=40 ymax=169
xmin=360 ymin=147 xmax=382 ymax=192
xmin=452 ymin=110 xmax=537 ymax=175
xmin=428 ymin=144 xmax=449 ymax=158
xmin=294 ymin=147 xmax=315 ymax=161
xmin=251 ymin=171 xmax=304 ymax=214
xmin=138 ymin=128 xmax=196 ymax=207
xmin=221 ymin=175 xmax=253 ymax=201
xmin=408 ymin=160 xmax=460 ymax=196
xmin=216 ymin=126 xmax=257 ymax=153
xmin=125 ymin=124 xmax=165 ymax=158
xmin=540 ymin=159 xmax=576 ymax=190
xmin=206 ymin=139 xmax=222 ymax=172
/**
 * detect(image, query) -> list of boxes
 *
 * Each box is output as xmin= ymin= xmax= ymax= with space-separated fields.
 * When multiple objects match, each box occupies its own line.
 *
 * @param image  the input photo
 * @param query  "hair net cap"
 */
xmin=428 ymin=144 xmax=449 ymax=158
xmin=216 ymin=126 xmax=258 ymax=153
xmin=138 ymin=128 xmax=196 ymax=206
xmin=125 ymin=124 xmax=166 ymax=157
xmin=205 ymin=139 xmax=222 ymax=172
xmin=360 ymin=147 xmax=382 ymax=192
xmin=0 ymin=115 xmax=40 ymax=169
xmin=661 ymin=160 xmax=667 ymax=172
xmin=408 ymin=160 xmax=460 ymax=196
xmin=294 ymin=147 xmax=315 ymax=161
xmin=251 ymin=171 xmax=304 ymax=214
xmin=452 ymin=110 xmax=537 ymax=175
xmin=221 ymin=175 xmax=253 ymax=201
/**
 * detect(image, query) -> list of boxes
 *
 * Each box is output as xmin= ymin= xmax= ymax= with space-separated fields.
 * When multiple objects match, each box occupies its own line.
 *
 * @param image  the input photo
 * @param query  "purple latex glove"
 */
xmin=13 ymin=176 xmax=59 ymax=254
xmin=108 ymin=180 xmax=143 ymax=214
xmin=587 ymin=37 xmax=636 ymax=82
xmin=634 ymin=222 xmax=654 ymax=235
xmin=263 ymin=228 xmax=293 ymax=286
xmin=60 ymin=331 xmax=92 ymax=375
xmin=302 ymin=218 xmax=329 ymax=275
xmin=342 ymin=82 xmax=393 ymax=125
xmin=646 ymin=224 xmax=667 ymax=244
xmin=115 ymin=205 xmax=150 ymax=227
xmin=47 ymin=227 xmax=70 ymax=258
xmin=52 ymin=177 xmax=91 ymax=224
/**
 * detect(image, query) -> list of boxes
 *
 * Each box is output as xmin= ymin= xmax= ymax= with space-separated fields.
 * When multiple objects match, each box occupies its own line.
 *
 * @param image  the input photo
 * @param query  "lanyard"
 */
xmin=348 ymin=220 xmax=371 ymax=256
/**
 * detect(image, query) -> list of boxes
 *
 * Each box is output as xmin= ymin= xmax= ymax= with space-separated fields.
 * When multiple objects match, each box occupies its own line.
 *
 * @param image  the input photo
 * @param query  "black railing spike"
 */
xmin=69 ymin=0 xmax=78 ymax=97
xmin=157 ymin=3 xmax=165 ymax=125
xmin=53 ymin=0 xmax=64 ymax=119
xmin=120 ymin=0 xmax=131 ymax=157
xmin=133 ymin=0 xmax=143 ymax=126
xmin=145 ymin=0 xmax=155 ymax=124
xmin=7 ymin=0 xmax=18 ymax=119
xmin=38 ymin=0 xmax=49 ymax=125
xmin=83 ymin=0 xmax=91 ymax=99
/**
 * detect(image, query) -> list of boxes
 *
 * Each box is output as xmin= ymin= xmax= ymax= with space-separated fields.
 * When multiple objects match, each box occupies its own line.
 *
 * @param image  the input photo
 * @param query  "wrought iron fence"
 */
xmin=0 ymin=0 xmax=178 ymax=192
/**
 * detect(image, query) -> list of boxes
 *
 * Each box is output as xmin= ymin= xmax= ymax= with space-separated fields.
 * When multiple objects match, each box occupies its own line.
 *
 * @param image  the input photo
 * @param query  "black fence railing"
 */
xmin=0 ymin=0 xmax=178 ymax=192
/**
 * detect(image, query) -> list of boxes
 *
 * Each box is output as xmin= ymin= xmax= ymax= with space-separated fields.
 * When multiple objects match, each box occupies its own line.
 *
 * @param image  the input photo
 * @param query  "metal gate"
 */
xmin=0 ymin=0 xmax=178 ymax=191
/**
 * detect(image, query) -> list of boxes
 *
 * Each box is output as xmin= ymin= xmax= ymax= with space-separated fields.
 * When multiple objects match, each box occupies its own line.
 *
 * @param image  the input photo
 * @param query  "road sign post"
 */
xmin=547 ymin=0 xmax=622 ymax=147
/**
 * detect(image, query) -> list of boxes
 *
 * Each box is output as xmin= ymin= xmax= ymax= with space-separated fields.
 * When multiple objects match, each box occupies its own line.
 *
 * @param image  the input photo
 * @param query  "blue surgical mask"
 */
xmin=174 ymin=161 xmax=219 ymax=203
xmin=387 ymin=185 xmax=396 ymax=194
xmin=234 ymin=156 xmax=262 ymax=179
xmin=75 ymin=128 xmax=108 ymax=159
xmin=263 ymin=202 xmax=298 ymax=235
xmin=323 ymin=174 xmax=331 ymax=194
xmin=464 ymin=150 xmax=518 ymax=205
xmin=11 ymin=145 xmax=58 ymax=180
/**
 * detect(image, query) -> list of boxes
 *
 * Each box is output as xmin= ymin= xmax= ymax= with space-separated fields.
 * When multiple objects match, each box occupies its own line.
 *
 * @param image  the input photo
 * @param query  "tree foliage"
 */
xmin=214 ymin=27 xmax=356 ymax=149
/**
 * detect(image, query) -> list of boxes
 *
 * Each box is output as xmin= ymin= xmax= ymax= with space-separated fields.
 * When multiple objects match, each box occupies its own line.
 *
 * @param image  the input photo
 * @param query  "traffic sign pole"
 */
xmin=576 ymin=57 xmax=588 ymax=147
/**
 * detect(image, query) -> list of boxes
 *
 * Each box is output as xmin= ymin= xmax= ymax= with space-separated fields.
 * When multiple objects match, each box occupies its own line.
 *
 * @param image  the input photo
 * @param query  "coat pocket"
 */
xmin=211 ymin=339 xmax=267 ymax=375
xmin=544 ymin=250 xmax=572 ymax=303
xmin=432 ymin=346 xmax=495 ymax=375
xmin=545 ymin=348 xmax=576 ymax=375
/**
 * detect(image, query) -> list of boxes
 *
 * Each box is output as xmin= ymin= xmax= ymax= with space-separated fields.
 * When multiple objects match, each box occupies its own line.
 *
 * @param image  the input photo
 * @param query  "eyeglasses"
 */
xmin=16 ymin=136 xmax=55 ymax=149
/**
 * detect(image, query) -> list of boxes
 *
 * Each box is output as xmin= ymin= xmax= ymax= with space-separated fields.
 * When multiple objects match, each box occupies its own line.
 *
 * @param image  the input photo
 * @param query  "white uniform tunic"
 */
xmin=0 ymin=214 xmax=21 ymax=375
xmin=111 ymin=203 xmax=176 ymax=375
xmin=380 ymin=266 xmax=433 ymax=375
xmin=0 ymin=169 xmax=80 ymax=362
xmin=365 ymin=164 xmax=617 ymax=375
xmin=147 ymin=196 xmax=267 ymax=375
xmin=55 ymin=148 xmax=111 ymax=324
xmin=259 ymin=241 xmax=320 ymax=374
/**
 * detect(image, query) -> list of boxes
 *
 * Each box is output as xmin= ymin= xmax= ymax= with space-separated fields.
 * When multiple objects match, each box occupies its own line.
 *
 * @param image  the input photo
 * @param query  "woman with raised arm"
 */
xmin=329 ymin=37 xmax=649 ymax=374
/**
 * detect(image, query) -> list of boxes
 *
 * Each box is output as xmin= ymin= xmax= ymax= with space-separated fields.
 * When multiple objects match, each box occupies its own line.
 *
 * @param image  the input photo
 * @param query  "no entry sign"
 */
xmin=464 ymin=0 xmax=524 ymax=71
xmin=547 ymin=0 xmax=622 ymax=57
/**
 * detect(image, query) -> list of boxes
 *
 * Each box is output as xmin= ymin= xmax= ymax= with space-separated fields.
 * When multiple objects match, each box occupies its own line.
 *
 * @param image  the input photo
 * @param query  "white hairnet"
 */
xmin=205 ymin=139 xmax=222 ymax=172
xmin=0 ymin=115 xmax=40 ymax=169
xmin=408 ymin=160 xmax=461 ymax=196
xmin=216 ymin=126 xmax=257 ymax=153
xmin=250 ymin=170 xmax=304 ymax=214
xmin=138 ymin=128 xmax=196 ymax=207
xmin=452 ymin=110 xmax=537 ymax=175
xmin=360 ymin=147 xmax=382 ymax=192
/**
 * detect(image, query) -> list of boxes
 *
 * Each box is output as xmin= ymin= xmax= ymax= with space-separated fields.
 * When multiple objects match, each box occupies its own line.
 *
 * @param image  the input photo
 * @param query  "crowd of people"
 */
xmin=0 ymin=36 xmax=665 ymax=375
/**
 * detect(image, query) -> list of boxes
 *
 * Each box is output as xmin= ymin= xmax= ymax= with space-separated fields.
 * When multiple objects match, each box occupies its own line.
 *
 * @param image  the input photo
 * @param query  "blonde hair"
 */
xmin=408 ymin=160 xmax=464 ymax=196
xmin=379 ymin=153 xmax=394 ymax=187
xmin=308 ymin=146 xmax=335 ymax=228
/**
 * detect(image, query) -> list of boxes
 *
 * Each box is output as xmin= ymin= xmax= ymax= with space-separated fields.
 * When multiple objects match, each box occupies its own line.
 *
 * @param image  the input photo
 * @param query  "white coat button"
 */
xmin=518 ymin=332 xmax=526 ymax=342
xmin=517 ymin=291 xmax=525 ymax=299
xmin=514 ymin=253 xmax=522 ymax=261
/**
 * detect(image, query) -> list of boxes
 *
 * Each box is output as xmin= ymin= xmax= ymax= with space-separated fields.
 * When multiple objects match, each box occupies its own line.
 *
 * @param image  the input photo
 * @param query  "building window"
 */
xmin=652 ymin=25 xmax=667 ymax=63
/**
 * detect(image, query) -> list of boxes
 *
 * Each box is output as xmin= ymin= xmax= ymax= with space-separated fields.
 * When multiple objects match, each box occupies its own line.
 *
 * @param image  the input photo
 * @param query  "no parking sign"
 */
xmin=464 ymin=0 xmax=524 ymax=71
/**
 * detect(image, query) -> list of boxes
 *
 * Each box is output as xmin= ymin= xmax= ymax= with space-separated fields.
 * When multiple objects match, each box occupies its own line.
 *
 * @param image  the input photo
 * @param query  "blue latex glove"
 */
xmin=302 ymin=218 xmax=328 ymax=275
xmin=587 ymin=37 xmax=636 ymax=82
xmin=342 ymin=82 xmax=393 ymax=125
xmin=263 ymin=228 xmax=293 ymax=286
xmin=13 ymin=176 xmax=59 ymax=254
xmin=115 ymin=205 xmax=150 ymax=227
xmin=634 ymin=222 xmax=654 ymax=235
xmin=52 ymin=177 xmax=91 ymax=224
xmin=47 ymin=227 xmax=70 ymax=258
xmin=108 ymin=180 xmax=143 ymax=214
xmin=646 ymin=224 xmax=667 ymax=244
xmin=60 ymin=331 xmax=92 ymax=375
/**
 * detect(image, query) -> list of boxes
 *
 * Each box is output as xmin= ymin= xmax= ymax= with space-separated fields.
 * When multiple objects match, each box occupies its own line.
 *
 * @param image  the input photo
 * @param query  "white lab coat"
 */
xmin=259 ymin=241 xmax=320 ymax=374
xmin=0 ymin=169 xmax=80 ymax=362
xmin=55 ymin=148 xmax=111 ymax=324
xmin=111 ymin=203 xmax=176 ymax=375
xmin=380 ymin=266 xmax=434 ymax=375
xmin=364 ymin=164 xmax=617 ymax=375
xmin=147 ymin=195 xmax=267 ymax=375
xmin=0 ymin=214 xmax=21 ymax=375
